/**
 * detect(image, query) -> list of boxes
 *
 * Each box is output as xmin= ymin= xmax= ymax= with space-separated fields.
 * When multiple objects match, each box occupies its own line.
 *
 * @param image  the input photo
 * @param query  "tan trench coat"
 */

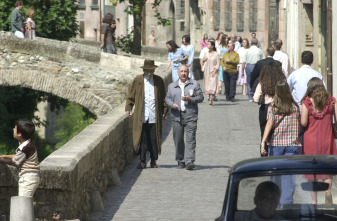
xmin=125 ymin=74 xmax=168 ymax=155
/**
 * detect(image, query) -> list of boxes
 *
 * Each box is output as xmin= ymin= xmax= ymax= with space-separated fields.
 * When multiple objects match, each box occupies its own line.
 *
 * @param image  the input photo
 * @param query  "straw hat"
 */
xmin=140 ymin=59 xmax=159 ymax=69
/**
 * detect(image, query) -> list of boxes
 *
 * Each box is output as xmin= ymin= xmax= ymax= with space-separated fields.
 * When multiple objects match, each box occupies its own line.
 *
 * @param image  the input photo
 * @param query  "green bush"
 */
xmin=116 ymin=33 xmax=133 ymax=54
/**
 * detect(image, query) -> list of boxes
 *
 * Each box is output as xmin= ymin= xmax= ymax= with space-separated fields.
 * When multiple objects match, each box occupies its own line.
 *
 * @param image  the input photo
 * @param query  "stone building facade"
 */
xmin=77 ymin=0 xmax=286 ymax=51
xmin=146 ymin=0 xmax=287 ymax=51
xmin=75 ymin=0 xmax=337 ymax=96
xmin=286 ymin=0 xmax=335 ymax=95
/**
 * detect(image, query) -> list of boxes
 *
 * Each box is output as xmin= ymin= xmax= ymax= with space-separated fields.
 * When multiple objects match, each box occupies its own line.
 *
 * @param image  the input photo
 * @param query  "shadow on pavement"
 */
xmin=158 ymin=164 xmax=231 ymax=170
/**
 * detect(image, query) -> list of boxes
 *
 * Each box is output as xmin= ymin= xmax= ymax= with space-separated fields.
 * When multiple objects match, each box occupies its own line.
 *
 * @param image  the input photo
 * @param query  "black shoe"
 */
xmin=177 ymin=163 xmax=185 ymax=169
xmin=150 ymin=161 xmax=158 ymax=168
xmin=231 ymin=98 xmax=238 ymax=102
xmin=137 ymin=162 xmax=146 ymax=169
xmin=213 ymin=97 xmax=218 ymax=101
xmin=186 ymin=163 xmax=195 ymax=170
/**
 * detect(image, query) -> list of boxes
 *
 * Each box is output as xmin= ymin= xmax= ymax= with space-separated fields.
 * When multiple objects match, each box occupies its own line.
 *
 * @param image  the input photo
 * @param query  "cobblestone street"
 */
xmin=88 ymin=85 xmax=261 ymax=221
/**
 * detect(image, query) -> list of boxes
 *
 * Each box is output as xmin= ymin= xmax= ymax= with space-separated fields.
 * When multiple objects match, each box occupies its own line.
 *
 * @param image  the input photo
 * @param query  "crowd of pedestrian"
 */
xmin=129 ymin=31 xmax=337 ymax=207
xmin=7 ymin=0 xmax=337 ymax=215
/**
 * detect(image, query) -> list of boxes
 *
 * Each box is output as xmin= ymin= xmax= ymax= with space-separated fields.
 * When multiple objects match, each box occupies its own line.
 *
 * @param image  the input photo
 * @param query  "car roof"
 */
xmin=230 ymin=155 xmax=337 ymax=175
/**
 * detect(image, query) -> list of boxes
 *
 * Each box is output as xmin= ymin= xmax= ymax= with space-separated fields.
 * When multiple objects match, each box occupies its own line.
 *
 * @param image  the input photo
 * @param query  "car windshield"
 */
xmin=236 ymin=174 xmax=337 ymax=220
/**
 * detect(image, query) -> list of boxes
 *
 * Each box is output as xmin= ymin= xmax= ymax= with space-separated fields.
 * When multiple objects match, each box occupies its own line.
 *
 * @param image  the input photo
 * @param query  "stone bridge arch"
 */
xmin=0 ymin=69 xmax=112 ymax=116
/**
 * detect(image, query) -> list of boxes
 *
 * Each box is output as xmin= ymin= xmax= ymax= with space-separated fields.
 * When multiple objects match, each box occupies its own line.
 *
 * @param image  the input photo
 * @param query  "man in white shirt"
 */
xmin=273 ymin=39 xmax=289 ymax=77
xmin=242 ymin=38 xmax=264 ymax=102
xmin=125 ymin=60 xmax=168 ymax=169
xmin=165 ymin=65 xmax=204 ymax=170
xmin=230 ymin=33 xmax=241 ymax=52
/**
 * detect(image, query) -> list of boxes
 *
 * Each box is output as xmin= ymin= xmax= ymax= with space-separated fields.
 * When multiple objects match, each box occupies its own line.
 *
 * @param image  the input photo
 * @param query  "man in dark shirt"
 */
xmin=250 ymin=47 xmax=282 ymax=93
xmin=11 ymin=1 xmax=24 ymax=38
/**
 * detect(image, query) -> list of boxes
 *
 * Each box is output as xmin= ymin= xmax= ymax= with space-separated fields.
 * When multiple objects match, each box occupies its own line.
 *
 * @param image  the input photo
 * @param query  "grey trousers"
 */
xmin=173 ymin=113 xmax=197 ymax=166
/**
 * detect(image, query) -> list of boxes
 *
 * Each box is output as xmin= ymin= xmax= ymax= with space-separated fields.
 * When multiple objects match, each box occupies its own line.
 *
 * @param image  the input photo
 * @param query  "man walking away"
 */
xmin=165 ymin=65 xmax=204 ymax=170
xmin=273 ymin=39 xmax=289 ymax=77
xmin=250 ymin=47 xmax=281 ymax=93
xmin=287 ymin=50 xmax=325 ymax=109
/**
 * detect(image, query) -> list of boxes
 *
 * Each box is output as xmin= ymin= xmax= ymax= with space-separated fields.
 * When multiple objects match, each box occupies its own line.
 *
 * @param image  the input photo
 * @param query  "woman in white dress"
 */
xmin=215 ymin=32 xmax=224 ymax=51
xmin=236 ymin=38 xmax=250 ymax=95
xmin=202 ymin=41 xmax=220 ymax=105
xmin=25 ymin=8 xmax=36 ymax=40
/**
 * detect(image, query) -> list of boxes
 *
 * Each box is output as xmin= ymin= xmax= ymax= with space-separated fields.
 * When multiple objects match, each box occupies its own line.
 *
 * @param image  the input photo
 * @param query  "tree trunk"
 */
xmin=131 ymin=2 xmax=145 ymax=55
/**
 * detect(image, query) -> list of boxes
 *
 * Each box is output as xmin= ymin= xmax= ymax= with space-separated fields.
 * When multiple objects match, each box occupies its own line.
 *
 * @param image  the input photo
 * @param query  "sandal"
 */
xmin=137 ymin=162 xmax=146 ymax=169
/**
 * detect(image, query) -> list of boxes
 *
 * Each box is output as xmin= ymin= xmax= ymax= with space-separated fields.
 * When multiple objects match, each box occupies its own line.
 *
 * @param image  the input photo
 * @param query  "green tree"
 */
xmin=0 ymin=86 xmax=68 ymax=156
xmin=0 ymin=0 xmax=78 ymax=41
xmin=111 ymin=0 xmax=171 ymax=55
xmin=53 ymin=102 xmax=96 ymax=149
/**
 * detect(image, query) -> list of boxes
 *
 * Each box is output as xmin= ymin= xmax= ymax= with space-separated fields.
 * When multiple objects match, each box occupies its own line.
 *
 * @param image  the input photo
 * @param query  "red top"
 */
xmin=303 ymin=95 xmax=337 ymax=155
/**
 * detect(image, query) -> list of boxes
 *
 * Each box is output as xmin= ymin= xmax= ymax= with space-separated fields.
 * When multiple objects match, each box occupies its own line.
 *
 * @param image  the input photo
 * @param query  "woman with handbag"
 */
xmin=164 ymin=40 xmax=189 ymax=82
xmin=202 ymin=40 xmax=220 ymax=105
xmin=261 ymin=80 xmax=301 ymax=207
xmin=300 ymin=77 xmax=337 ymax=205
xmin=253 ymin=62 xmax=286 ymax=156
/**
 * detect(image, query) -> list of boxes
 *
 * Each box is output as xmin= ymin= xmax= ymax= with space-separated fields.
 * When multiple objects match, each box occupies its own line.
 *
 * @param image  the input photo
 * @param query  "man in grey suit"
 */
xmin=165 ymin=65 xmax=204 ymax=170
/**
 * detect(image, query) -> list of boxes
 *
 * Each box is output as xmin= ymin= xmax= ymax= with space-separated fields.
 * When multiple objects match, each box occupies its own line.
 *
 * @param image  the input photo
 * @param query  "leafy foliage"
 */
xmin=0 ymin=87 xmax=67 ymax=155
xmin=110 ymin=0 xmax=171 ymax=54
xmin=53 ymin=102 xmax=96 ymax=149
xmin=0 ymin=0 xmax=78 ymax=41
xmin=116 ymin=32 xmax=133 ymax=53
xmin=0 ymin=87 xmax=96 ymax=162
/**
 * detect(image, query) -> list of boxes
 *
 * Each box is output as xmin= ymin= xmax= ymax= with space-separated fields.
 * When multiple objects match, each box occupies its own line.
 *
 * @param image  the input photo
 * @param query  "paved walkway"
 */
xmin=88 ymin=85 xmax=261 ymax=221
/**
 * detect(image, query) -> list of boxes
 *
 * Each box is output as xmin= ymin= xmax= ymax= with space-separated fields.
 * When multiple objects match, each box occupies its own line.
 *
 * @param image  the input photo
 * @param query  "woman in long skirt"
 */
xmin=202 ymin=41 xmax=220 ymax=105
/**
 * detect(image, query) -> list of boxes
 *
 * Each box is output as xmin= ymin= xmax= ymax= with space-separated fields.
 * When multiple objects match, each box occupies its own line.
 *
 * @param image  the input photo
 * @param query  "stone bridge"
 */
xmin=0 ymin=32 xmax=171 ymax=220
xmin=0 ymin=31 xmax=168 ymax=116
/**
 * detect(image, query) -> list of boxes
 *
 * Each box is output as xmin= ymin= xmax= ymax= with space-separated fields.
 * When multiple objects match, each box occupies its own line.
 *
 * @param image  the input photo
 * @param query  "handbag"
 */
xmin=332 ymin=100 xmax=337 ymax=138
xmin=179 ymin=48 xmax=188 ymax=65
xmin=258 ymin=92 xmax=265 ymax=105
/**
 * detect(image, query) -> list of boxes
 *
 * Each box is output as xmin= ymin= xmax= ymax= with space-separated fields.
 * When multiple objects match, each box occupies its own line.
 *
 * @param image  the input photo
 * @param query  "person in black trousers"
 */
xmin=250 ymin=47 xmax=282 ymax=94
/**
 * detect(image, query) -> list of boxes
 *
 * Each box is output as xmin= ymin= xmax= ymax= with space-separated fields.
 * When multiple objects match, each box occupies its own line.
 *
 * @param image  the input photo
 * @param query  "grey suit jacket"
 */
xmin=165 ymin=79 xmax=204 ymax=122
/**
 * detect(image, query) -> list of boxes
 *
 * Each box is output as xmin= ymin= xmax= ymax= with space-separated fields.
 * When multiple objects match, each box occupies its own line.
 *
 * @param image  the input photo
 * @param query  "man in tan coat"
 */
xmin=125 ymin=60 xmax=168 ymax=169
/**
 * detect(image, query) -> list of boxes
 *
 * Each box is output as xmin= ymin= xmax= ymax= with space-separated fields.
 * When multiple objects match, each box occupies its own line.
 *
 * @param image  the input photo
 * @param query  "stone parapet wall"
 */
xmin=0 ymin=31 xmax=101 ymax=63
xmin=0 ymin=67 xmax=171 ymax=220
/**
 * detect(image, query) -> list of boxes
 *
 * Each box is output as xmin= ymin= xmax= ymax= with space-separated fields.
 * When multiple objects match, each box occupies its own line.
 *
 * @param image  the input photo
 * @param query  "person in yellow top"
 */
xmin=220 ymin=42 xmax=240 ymax=102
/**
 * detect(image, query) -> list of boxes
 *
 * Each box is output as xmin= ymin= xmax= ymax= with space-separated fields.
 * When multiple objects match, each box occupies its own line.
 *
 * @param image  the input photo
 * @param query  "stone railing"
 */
xmin=0 ymin=64 xmax=171 ymax=220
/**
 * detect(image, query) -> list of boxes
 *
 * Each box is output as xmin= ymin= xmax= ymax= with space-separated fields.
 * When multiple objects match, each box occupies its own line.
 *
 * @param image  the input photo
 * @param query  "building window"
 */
xmin=92 ymin=0 xmax=98 ymax=5
xmin=213 ymin=0 xmax=220 ymax=31
xmin=249 ymin=0 xmax=257 ymax=32
xmin=237 ymin=0 xmax=244 ymax=32
xmin=224 ymin=0 xmax=232 ymax=32
xmin=180 ymin=0 xmax=185 ymax=15
xmin=79 ymin=12 xmax=85 ymax=20
xmin=180 ymin=22 xmax=185 ymax=31
xmin=79 ymin=0 xmax=85 ymax=5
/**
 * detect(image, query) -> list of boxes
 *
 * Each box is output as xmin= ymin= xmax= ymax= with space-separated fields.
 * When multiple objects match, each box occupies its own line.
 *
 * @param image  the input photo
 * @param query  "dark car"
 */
xmin=216 ymin=155 xmax=337 ymax=221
